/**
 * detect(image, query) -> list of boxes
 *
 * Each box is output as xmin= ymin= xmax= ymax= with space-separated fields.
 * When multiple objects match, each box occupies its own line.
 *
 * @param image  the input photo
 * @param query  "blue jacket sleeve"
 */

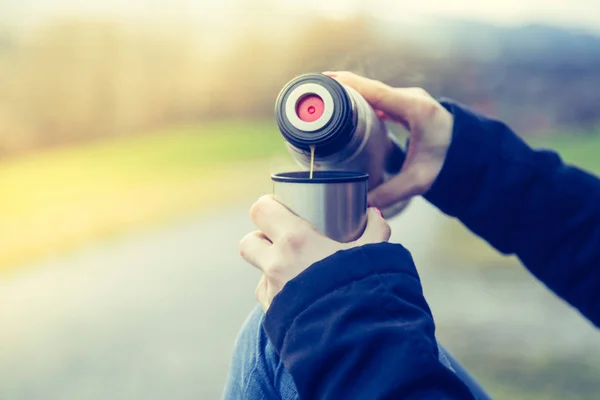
xmin=263 ymin=243 xmax=475 ymax=400
xmin=425 ymin=100 xmax=600 ymax=327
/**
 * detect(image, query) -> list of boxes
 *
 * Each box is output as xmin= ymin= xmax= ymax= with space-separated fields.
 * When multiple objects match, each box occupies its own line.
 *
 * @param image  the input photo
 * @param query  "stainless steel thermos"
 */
xmin=274 ymin=73 xmax=406 ymax=217
xmin=272 ymin=171 xmax=368 ymax=243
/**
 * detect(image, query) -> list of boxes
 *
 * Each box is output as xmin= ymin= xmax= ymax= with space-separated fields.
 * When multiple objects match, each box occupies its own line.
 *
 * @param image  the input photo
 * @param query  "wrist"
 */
xmin=423 ymin=99 xmax=492 ymax=215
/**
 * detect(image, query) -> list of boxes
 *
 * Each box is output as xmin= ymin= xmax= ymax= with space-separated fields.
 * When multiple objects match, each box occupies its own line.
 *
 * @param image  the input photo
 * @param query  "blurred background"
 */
xmin=0 ymin=0 xmax=599 ymax=399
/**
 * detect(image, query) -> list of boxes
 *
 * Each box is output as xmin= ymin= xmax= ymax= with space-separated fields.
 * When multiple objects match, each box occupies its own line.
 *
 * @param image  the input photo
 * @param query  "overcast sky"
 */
xmin=1 ymin=0 xmax=599 ymax=34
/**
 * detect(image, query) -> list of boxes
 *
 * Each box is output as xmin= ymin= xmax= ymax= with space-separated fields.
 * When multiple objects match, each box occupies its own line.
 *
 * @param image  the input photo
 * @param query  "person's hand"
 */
xmin=240 ymin=195 xmax=391 ymax=312
xmin=324 ymin=71 xmax=454 ymax=209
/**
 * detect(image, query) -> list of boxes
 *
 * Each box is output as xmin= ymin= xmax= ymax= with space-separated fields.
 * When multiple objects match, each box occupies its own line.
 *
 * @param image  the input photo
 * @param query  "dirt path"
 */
xmin=0 ymin=199 xmax=598 ymax=399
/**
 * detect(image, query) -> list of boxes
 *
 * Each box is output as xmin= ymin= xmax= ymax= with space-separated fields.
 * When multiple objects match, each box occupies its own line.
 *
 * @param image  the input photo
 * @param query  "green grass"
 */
xmin=2 ymin=122 xmax=598 ymax=273
xmin=534 ymin=129 xmax=600 ymax=173
xmin=437 ymin=129 xmax=600 ymax=267
xmin=0 ymin=120 xmax=290 ymax=272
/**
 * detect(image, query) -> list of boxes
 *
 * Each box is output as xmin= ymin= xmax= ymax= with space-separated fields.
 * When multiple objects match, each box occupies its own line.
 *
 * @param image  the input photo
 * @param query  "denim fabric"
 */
xmin=223 ymin=305 xmax=491 ymax=400
xmin=222 ymin=305 xmax=299 ymax=400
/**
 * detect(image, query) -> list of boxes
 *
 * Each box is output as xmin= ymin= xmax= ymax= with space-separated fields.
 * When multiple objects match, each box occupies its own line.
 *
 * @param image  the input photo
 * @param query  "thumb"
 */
xmin=355 ymin=208 xmax=391 ymax=245
xmin=367 ymin=168 xmax=429 ymax=209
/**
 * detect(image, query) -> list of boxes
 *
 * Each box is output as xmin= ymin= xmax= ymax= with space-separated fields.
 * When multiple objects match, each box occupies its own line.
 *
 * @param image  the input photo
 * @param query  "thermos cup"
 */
xmin=271 ymin=171 xmax=368 ymax=243
xmin=275 ymin=73 xmax=407 ymax=217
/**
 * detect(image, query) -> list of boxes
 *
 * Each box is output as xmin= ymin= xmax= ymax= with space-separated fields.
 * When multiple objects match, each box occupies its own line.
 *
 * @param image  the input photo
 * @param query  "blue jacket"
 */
xmin=262 ymin=101 xmax=600 ymax=399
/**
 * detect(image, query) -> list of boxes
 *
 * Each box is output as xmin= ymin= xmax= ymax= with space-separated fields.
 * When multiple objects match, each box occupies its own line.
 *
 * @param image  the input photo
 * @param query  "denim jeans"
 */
xmin=223 ymin=305 xmax=490 ymax=400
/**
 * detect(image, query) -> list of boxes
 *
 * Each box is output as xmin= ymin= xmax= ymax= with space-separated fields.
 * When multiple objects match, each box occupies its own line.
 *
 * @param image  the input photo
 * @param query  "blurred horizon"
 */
xmin=2 ymin=0 xmax=600 ymax=33
xmin=1 ymin=1 xmax=600 ymax=157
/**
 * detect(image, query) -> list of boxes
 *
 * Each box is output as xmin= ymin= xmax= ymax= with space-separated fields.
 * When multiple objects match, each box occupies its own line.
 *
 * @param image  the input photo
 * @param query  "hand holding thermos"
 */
xmin=240 ymin=71 xmax=455 ymax=311
xmin=323 ymin=71 xmax=454 ymax=210
xmin=240 ymin=195 xmax=390 ymax=312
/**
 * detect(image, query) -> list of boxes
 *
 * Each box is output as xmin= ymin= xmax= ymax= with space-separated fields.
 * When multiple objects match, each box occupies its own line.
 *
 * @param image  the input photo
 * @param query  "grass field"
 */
xmin=0 ymin=120 xmax=291 ymax=273
xmin=537 ymin=131 xmax=600 ymax=172
xmin=1 ymin=123 xmax=599 ymax=273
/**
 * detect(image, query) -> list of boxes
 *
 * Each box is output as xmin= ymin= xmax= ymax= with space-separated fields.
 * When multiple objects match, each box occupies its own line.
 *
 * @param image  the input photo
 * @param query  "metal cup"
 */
xmin=271 ymin=171 xmax=368 ymax=243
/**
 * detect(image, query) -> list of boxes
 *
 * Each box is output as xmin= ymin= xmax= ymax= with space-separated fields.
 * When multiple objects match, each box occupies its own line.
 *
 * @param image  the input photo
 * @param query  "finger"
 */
xmin=249 ymin=195 xmax=308 ymax=242
xmin=255 ymin=275 xmax=270 ymax=312
xmin=240 ymin=230 xmax=272 ymax=271
xmin=380 ymin=199 xmax=411 ymax=219
xmin=367 ymin=168 xmax=431 ymax=209
xmin=323 ymin=71 xmax=417 ymax=124
xmin=355 ymin=208 xmax=391 ymax=245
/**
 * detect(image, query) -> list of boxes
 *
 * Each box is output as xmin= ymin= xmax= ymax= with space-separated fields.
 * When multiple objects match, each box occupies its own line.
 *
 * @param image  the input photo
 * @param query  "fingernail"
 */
xmin=322 ymin=71 xmax=337 ymax=77
xmin=375 ymin=208 xmax=383 ymax=217
xmin=375 ymin=110 xmax=388 ymax=120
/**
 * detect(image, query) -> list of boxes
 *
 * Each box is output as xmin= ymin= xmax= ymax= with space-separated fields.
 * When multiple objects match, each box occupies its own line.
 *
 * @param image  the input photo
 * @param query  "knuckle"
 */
xmin=411 ymin=93 xmax=439 ymax=119
xmin=414 ymin=87 xmax=429 ymax=97
xmin=279 ymin=229 xmax=307 ymax=250
xmin=406 ymin=87 xmax=429 ymax=97
xmin=421 ymin=101 xmax=440 ymax=120
xmin=238 ymin=234 xmax=251 ymax=257
xmin=264 ymin=262 xmax=286 ymax=286
xmin=369 ymin=80 xmax=390 ymax=101
xmin=249 ymin=202 xmax=261 ymax=221
xmin=374 ymin=80 xmax=390 ymax=93
xmin=263 ymin=257 xmax=282 ymax=275
xmin=249 ymin=195 xmax=271 ymax=220
xmin=381 ymin=221 xmax=392 ymax=240
xmin=371 ymin=79 xmax=386 ymax=89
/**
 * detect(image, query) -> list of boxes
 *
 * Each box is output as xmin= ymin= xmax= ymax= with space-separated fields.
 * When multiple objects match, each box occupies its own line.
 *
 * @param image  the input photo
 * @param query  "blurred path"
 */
xmin=0 ymin=199 xmax=598 ymax=399
xmin=0 ymin=205 xmax=259 ymax=400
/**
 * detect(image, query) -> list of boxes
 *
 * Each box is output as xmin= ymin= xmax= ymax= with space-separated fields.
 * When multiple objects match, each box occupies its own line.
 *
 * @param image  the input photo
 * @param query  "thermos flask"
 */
xmin=272 ymin=171 xmax=368 ymax=243
xmin=275 ymin=73 xmax=407 ymax=217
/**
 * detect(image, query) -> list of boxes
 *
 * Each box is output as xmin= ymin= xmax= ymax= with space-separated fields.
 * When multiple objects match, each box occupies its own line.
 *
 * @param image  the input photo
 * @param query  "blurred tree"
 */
xmin=0 ymin=20 xmax=212 ymax=154
xmin=0 ymin=12 xmax=599 ymax=156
